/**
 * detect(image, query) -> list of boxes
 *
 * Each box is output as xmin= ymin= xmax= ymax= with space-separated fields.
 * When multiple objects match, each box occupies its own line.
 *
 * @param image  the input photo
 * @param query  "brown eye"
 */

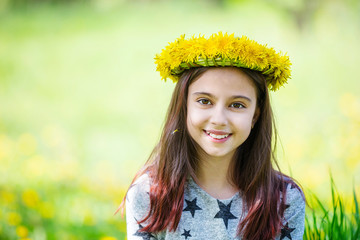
xmin=230 ymin=102 xmax=245 ymax=109
xmin=197 ymin=99 xmax=211 ymax=105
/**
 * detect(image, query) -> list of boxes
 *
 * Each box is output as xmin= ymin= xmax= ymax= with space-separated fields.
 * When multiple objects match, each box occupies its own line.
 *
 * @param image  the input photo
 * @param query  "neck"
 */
xmin=195 ymin=151 xmax=238 ymax=199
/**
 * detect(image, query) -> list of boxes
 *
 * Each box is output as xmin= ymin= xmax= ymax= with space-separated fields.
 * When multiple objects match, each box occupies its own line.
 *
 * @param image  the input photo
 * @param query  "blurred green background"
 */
xmin=1 ymin=0 xmax=359 ymax=239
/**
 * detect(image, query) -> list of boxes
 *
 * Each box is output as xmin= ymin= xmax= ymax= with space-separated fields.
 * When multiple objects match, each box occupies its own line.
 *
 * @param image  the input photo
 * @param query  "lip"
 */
xmin=205 ymin=129 xmax=231 ymax=135
xmin=203 ymin=129 xmax=232 ymax=142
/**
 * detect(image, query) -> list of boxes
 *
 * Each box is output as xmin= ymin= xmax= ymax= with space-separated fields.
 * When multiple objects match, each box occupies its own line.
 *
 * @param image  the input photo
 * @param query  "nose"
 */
xmin=210 ymin=105 xmax=228 ymax=126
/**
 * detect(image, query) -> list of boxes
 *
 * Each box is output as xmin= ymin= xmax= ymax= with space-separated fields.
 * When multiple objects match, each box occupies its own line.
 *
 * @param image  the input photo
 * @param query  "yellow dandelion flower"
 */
xmin=39 ymin=201 xmax=54 ymax=219
xmin=100 ymin=236 xmax=117 ymax=240
xmin=155 ymin=32 xmax=291 ymax=91
xmin=84 ymin=211 xmax=95 ymax=226
xmin=22 ymin=189 xmax=40 ymax=208
xmin=8 ymin=212 xmax=21 ymax=226
xmin=16 ymin=225 xmax=29 ymax=238
xmin=1 ymin=189 xmax=15 ymax=205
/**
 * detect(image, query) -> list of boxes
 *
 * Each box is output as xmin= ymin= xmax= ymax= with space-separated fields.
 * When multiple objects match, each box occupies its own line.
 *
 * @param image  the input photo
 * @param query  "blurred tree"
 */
xmin=2 ymin=0 xmax=360 ymax=21
xmin=208 ymin=0 xmax=227 ymax=7
xmin=3 ymin=0 xmax=86 ymax=10
xmin=262 ymin=0 xmax=360 ymax=32
xmin=263 ymin=0 xmax=321 ymax=31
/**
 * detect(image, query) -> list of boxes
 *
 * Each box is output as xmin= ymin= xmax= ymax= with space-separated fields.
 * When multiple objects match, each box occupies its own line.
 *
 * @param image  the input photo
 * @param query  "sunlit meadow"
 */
xmin=0 ymin=1 xmax=359 ymax=239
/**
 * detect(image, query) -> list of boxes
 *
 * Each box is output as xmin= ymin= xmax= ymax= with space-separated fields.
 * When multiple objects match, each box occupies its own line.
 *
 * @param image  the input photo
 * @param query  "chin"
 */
xmin=204 ymin=149 xmax=234 ymax=159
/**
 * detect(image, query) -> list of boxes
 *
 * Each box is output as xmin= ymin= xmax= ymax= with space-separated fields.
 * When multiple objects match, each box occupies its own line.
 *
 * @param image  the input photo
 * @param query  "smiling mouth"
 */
xmin=204 ymin=130 xmax=232 ymax=140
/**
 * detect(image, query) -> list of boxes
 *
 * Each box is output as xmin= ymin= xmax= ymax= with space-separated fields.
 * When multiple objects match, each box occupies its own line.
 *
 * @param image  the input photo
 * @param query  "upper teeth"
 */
xmin=207 ymin=132 xmax=229 ymax=139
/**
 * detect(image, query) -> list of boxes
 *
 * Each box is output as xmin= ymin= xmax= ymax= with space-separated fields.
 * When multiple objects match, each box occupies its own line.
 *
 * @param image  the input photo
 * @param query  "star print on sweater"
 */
xmin=134 ymin=223 xmax=156 ymax=240
xmin=181 ymin=229 xmax=191 ymax=239
xmin=282 ymin=180 xmax=296 ymax=192
xmin=280 ymin=222 xmax=296 ymax=240
xmin=214 ymin=200 xmax=238 ymax=229
xmin=183 ymin=198 xmax=202 ymax=217
xmin=126 ymin=174 xmax=305 ymax=240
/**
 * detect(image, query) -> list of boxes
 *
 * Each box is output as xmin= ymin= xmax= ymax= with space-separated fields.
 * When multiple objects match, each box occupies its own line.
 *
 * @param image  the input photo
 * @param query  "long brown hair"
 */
xmin=122 ymin=67 xmax=300 ymax=239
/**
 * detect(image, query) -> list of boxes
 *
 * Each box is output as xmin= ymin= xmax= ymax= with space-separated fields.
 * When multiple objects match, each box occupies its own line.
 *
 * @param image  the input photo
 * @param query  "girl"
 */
xmin=121 ymin=32 xmax=305 ymax=240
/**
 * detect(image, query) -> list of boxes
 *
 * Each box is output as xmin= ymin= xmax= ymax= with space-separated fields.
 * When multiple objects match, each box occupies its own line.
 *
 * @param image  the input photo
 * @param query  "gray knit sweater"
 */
xmin=126 ymin=174 xmax=305 ymax=240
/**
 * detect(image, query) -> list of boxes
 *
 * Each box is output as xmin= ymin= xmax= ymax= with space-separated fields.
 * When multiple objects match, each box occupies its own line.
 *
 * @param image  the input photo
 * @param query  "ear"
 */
xmin=252 ymin=107 xmax=260 ymax=128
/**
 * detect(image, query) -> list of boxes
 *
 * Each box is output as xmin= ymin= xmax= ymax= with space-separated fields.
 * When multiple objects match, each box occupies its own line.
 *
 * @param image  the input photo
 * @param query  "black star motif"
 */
xmin=214 ymin=200 xmax=238 ymax=229
xmin=181 ymin=229 xmax=192 ymax=239
xmin=280 ymin=222 xmax=295 ymax=240
xmin=281 ymin=182 xmax=296 ymax=192
xmin=286 ymin=182 xmax=296 ymax=190
xmin=183 ymin=198 xmax=202 ymax=217
xmin=134 ymin=223 xmax=156 ymax=240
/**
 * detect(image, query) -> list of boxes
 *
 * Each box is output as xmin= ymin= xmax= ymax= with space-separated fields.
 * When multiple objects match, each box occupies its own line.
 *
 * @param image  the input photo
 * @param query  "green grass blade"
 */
xmin=352 ymin=188 xmax=360 ymax=240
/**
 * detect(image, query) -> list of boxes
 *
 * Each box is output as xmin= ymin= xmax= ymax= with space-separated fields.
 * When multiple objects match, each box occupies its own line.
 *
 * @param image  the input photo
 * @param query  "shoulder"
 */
xmin=282 ymin=176 xmax=305 ymax=205
xmin=126 ymin=174 xmax=154 ymax=239
xmin=126 ymin=174 xmax=151 ymax=210
xmin=280 ymin=178 xmax=306 ymax=237
xmin=276 ymin=173 xmax=303 ymax=197
xmin=274 ymin=176 xmax=306 ymax=240
xmin=129 ymin=174 xmax=151 ymax=193
xmin=278 ymin=174 xmax=305 ymax=209
xmin=276 ymin=174 xmax=306 ymax=220
xmin=284 ymin=181 xmax=305 ymax=213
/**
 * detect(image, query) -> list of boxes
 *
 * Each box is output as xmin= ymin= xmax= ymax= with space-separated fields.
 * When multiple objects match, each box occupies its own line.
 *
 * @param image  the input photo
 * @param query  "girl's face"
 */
xmin=186 ymin=68 xmax=259 ymax=161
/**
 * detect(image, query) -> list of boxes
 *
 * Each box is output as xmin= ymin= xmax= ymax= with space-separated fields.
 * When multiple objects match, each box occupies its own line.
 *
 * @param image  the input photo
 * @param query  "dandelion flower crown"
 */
xmin=154 ymin=32 xmax=291 ymax=91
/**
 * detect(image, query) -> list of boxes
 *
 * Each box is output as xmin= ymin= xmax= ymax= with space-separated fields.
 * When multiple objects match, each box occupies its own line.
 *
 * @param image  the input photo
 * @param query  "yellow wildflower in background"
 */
xmin=39 ymin=201 xmax=54 ymax=219
xmin=1 ymin=189 xmax=15 ymax=205
xmin=16 ymin=225 xmax=29 ymax=238
xmin=84 ymin=211 xmax=95 ymax=226
xmin=22 ymin=189 xmax=40 ymax=208
xmin=7 ymin=212 xmax=22 ymax=226
xmin=100 ymin=236 xmax=117 ymax=240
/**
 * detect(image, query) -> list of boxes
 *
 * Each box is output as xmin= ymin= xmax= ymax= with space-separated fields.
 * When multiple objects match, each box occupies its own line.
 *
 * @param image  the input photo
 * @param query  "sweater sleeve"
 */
xmin=276 ymin=184 xmax=306 ymax=240
xmin=126 ymin=174 xmax=156 ymax=240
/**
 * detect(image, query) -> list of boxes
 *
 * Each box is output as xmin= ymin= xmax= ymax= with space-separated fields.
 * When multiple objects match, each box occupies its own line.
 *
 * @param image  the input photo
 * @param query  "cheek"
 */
xmin=186 ymin=109 xmax=201 ymax=141
xmin=233 ymin=114 xmax=254 ymax=131
xmin=187 ymin=112 xmax=204 ymax=131
xmin=187 ymin=105 xmax=207 ymax=128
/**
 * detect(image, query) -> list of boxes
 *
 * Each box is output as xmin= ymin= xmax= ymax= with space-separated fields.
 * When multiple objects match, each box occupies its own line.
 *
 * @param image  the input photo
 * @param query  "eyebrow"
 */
xmin=192 ymin=92 xmax=252 ymax=102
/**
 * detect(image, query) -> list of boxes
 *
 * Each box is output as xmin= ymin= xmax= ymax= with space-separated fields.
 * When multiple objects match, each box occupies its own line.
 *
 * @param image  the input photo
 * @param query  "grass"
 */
xmin=304 ymin=177 xmax=360 ymax=240
xmin=1 ymin=175 xmax=359 ymax=239
xmin=0 ymin=178 xmax=127 ymax=239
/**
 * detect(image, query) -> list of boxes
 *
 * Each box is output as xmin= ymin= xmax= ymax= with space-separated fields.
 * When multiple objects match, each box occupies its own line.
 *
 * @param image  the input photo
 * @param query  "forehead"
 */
xmin=188 ymin=68 xmax=257 ymax=98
